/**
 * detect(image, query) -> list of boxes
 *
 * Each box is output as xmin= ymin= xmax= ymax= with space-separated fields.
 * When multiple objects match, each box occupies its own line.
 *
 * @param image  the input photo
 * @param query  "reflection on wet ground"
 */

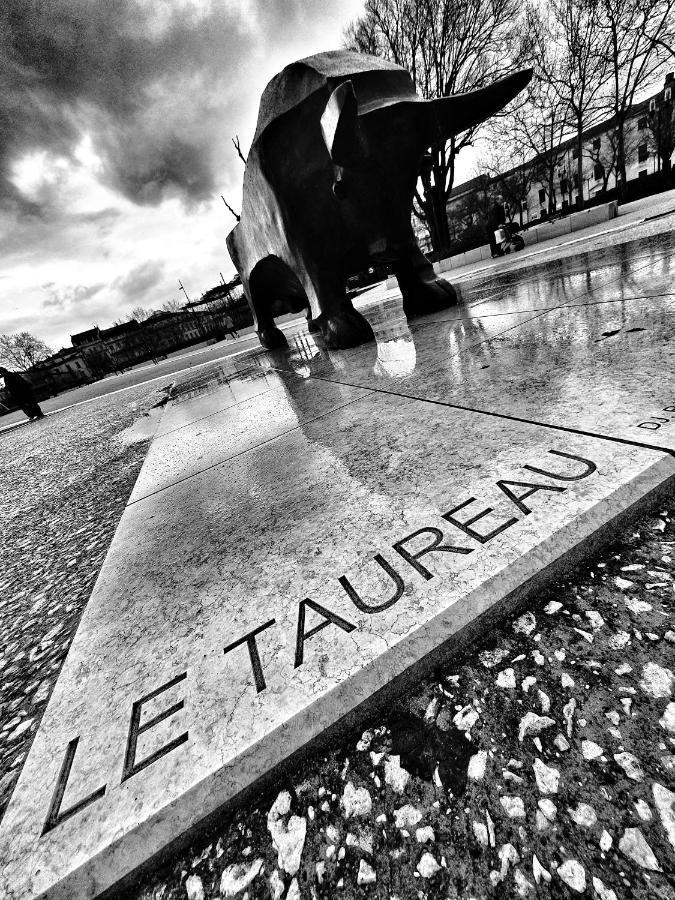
xmin=169 ymin=232 xmax=674 ymax=452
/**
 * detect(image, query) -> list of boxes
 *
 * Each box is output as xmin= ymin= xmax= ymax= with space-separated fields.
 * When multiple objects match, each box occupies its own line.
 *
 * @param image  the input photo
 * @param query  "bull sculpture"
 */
xmin=227 ymin=51 xmax=532 ymax=350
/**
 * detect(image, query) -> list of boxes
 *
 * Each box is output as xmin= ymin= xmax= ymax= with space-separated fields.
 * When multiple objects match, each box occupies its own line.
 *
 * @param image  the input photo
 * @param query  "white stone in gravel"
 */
xmin=605 ymin=711 xmax=620 ymax=726
xmin=453 ymin=705 xmax=479 ymax=733
xmin=486 ymin=811 xmax=496 ymax=847
xmin=561 ymin=673 xmax=575 ymax=689
xmin=370 ymin=751 xmax=384 ymax=766
xmin=514 ymin=869 xmax=535 ymax=896
xmin=518 ymin=712 xmax=555 ymax=742
xmin=618 ymin=827 xmax=662 ymax=871
xmin=522 ymin=676 xmax=537 ymax=692
xmin=468 ymin=750 xmax=487 ymax=781
xmin=544 ymin=601 xmax=563 ymax=614
xmin=554 ymin=733 xmax=570 ymax=752
xmin=473 ymin=822 xmax=489 ymax=846
xmin=383 ymin=756 xmax=410 ymax=793
xmin=533 ymin=650 xmax=545 ymax=664
xmin=625 ymin=597 xmax=653 ymax=614
xmin=185 ymin=874 xmax=205 ymax=900
xmin=621 ymin=563 xmax=644 ymax=571
xmin=533 ymin=759 xmax=560 ymax=794
xmin=498 ymin=843 xmax=519 ymax=879
xmin=615 ymin=662 xmax=632 ymax=675
xmin=614 ymin=752 xmax=644 ymax=782
xmin=497 ymin=668 xmax=516 ymax=689
xmin=424 ymin=697 xmax=439 ymax=720
xmin=568 ymin=802 xmax=597 ymax=827
xmin=615 ymin=577 xmax=634 ymax=590
xmin=582 ymin=740 xmax=604 ymax=760
xmin=665 ymin=630 xmax=675 ymax=643
xmin=652 ymin=783 xmax=675 ymax=851
xmin=270 ymin=869 xmax=285 ymax=898
xmin=357 ymin=860 xmax=376 ymax=885
xmin=639 ymin=662 xmax=674 ymax=698
xmin=416 ymin=826 xmax=435 ymax=843
xmin=593 ymin=876 xmax=618 ymax=900
xmin=573 ymin=628 xmax=594 ymax=643
xmin=514 ymin=612 xmax=536 ymax=635
xmin=538 ymin=690 xmax=551 ymax=713
xmin=586 ymin=611 xmax=605 ymax=630
xmin=220 ymin=859 xmax=264 ymax=896
xmin=500 ymin=796 xmax=526 ymax=818
xmin=416 ymin=852 xmax=441 ymax=878
xmin=557 ymin=859 xmax=586 ymax=892
xmin=538 ymin=798 xmax=557 ymax=821
xmin=394 ymin=805 xmax=422 ymax=829
xmin=286 ymin=878 xmax=300 ymax=900
xmin=634 ymin=799 xmax=652 ymax=821
xmin=267 ymin=792 xmax=306 ymax=876
xmin=341 ymin=782 xmax=372 ymax=817
xmin=600 ymin=829 xmax=612 ymax=851
xmin=608 ymin=631 xmax=631 ymax=650
xmin=7 ymin=719 xmax=32 ymax=740
xmin=532 ymin=854 xmax=551 ymax=884
xmin=480 ymin=648 xmax=509 ymax=668
xmin=563 ymin=698 xmax=576 ymax=736
xmin=357 ymin=730 xmax=373 ymax=751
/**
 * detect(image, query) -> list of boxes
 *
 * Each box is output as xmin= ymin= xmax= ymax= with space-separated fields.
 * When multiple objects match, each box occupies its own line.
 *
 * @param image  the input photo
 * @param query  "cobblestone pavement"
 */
xmin=129 ymin=495 xmax=674 ymax=900
xmin=0 ymin=382 xmax=169 ymax=819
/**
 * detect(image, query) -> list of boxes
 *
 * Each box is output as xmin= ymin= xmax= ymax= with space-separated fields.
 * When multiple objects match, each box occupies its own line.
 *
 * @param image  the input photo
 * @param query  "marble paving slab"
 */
xmin=1 ymin=377 xmax=673 ymax=900
xmin=261 ymin=293 xmax=675 ymax=451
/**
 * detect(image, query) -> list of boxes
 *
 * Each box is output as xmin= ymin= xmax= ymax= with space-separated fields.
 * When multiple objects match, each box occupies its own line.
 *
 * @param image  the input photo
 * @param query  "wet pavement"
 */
xmin=0 ymin=230 xmax=674 ymax=899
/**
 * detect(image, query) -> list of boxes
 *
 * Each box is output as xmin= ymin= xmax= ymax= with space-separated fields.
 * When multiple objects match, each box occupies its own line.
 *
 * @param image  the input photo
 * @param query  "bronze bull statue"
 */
xmin=227 ymin=51 xmax=532 ymax=350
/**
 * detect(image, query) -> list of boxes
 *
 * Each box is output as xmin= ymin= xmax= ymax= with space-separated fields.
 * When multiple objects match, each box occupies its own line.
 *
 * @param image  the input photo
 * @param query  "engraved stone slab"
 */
xmin=274 ymin=293 xmax=675 ymax=450
xmin=0 ymin=368 xmax=673 ymax=899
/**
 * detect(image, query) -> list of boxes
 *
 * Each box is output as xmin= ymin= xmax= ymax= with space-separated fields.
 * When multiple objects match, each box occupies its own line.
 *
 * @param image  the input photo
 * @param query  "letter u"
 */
xmin=339 ymin=554 xmax=405 ymax=613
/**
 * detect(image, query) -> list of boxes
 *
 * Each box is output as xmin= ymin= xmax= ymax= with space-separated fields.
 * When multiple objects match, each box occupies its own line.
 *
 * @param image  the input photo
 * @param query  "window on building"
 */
xmin=561 ymin=178 xmax=569 ymax=194
xmin=538 ymin=187 xmax=546 ymax=203
xmin=593 ymin=137 xmax=601 ymax=150
xmin=594 ymin=163 xmax=604 ymax=181
xmin=637 ymin=116 xmax=647 ymax=130
xmin=638 ymin=142 xmax=649 ymax=162
xmin=572 ymin=148 xmax=578 ymax=159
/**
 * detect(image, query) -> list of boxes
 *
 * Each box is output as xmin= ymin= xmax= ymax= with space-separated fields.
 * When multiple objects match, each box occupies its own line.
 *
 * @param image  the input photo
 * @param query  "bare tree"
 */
xmin=161 ymin=298 xmax=183 ymax=312
xmin=128 ymin=306 xmax=153 ymax=322
xmin=232 ymin=135 xmax=247 ymax=165
xmin=479 ymin=143 xmax=536 ymax=225
xmin=0 ymin=332 xmax=52 ymax=369
xmin=527 ymin=0 xmax=609 ymax=210
xmin=346 ymin=0 xmax=524 ymax=257
xmin=598 ymin=0 xmax=675 ymax=198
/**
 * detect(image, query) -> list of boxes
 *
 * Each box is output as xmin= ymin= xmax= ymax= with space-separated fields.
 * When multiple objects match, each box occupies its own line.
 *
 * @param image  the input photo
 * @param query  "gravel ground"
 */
xmin=120 ymin=492 xmax=675 ymax=900
xmin=0 ymin=382 xmax=170 ymax=819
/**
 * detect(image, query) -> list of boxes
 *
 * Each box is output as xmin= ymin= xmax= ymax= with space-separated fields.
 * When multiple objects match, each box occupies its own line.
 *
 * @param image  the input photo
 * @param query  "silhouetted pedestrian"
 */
xmin=488 ymin=196 xmax=507 ymax=258
xmin=0 ymin=367 xmax=45 ymax=421
xmin=224 ymin=314 xmax=239 ymax=339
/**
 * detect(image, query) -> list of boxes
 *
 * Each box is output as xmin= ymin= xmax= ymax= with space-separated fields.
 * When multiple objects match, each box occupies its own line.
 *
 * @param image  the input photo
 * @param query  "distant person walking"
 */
xmin=224 ymin=314 xmax=239 ymax=339
xmin=0 ymin=367 xmax=45 ymax=421
xmin=488 ymin=195 xmax=507 ymax=258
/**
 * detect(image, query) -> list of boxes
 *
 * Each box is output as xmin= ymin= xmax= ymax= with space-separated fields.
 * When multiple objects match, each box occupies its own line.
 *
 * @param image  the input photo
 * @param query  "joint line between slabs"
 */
xmin=126 ymin=392 xmax=369 ymax=507
xmin=272 ymin=369 xmax=674 ymax=458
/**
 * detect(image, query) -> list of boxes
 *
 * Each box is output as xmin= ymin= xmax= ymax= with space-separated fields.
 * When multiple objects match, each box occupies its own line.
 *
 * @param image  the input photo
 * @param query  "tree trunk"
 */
xmin=425 ymin=182 xmax=451 ymax=258
xmin=576 ymin=122 xmax=584 ymax=211
xmin=616 ymin=117 xmax=627 ymax=203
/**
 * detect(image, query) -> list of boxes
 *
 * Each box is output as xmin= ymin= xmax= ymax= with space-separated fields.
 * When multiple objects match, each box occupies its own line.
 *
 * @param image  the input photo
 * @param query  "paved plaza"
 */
xmin=0 ymin=229 xmax=674 ymax=899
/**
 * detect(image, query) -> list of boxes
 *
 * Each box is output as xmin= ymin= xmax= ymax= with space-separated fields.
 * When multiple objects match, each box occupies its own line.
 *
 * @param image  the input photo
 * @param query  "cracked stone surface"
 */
xmin=116 ymin=499 xmax=674 ymax=899
xmin=0 ymin=384 xmax=167 ymax=820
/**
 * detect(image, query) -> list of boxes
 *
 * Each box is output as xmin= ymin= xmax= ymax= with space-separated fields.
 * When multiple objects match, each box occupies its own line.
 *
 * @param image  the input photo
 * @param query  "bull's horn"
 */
xmin=321 ymin=80 xmax=364 ymax=166
xmin=425 ymin=68 xmax=533 ymax=142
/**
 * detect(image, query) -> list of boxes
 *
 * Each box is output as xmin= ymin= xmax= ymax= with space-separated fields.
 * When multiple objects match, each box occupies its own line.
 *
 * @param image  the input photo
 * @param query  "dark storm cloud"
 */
xmin=41 ymin=281 xmax=105 ymax=309
xmin=114 ymin=260 xmax=164 ymax=300
xmin=0 ymin=0 xmax=257 ymax=211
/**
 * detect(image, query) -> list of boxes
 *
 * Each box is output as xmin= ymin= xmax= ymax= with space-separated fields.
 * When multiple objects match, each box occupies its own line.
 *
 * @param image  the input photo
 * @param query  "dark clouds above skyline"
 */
xmin=0 ymin=0 xmax=400 ymax=350
xmin=0 ymin=0 xmax=257 ymax=212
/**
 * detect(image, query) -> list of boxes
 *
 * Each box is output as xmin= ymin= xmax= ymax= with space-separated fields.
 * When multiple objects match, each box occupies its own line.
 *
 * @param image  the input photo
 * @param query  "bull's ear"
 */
xmin=321 ymin=80 xmax=364 ymax=166
xmin=424 ymin=68 xmax=533 ymax=142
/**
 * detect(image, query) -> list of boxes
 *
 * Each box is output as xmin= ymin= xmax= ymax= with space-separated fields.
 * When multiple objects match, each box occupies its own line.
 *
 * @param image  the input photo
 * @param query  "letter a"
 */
xmin=295 ymin=599 xmax=356 ymax=668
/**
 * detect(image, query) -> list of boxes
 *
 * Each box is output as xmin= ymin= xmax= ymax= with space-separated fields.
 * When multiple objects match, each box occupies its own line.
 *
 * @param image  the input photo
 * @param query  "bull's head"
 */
xmin=320 ymin=68 xmax=532 ymax=257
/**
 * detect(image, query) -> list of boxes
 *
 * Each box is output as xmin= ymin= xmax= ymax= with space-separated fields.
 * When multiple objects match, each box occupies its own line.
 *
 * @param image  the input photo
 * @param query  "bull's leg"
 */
xmin=247 ymin=288 xmax=288 ymax=350
xmin=305 ymin=267 xmax=374 ymax=350
xmin=394 ymin=244 xmax=458 ymax=319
